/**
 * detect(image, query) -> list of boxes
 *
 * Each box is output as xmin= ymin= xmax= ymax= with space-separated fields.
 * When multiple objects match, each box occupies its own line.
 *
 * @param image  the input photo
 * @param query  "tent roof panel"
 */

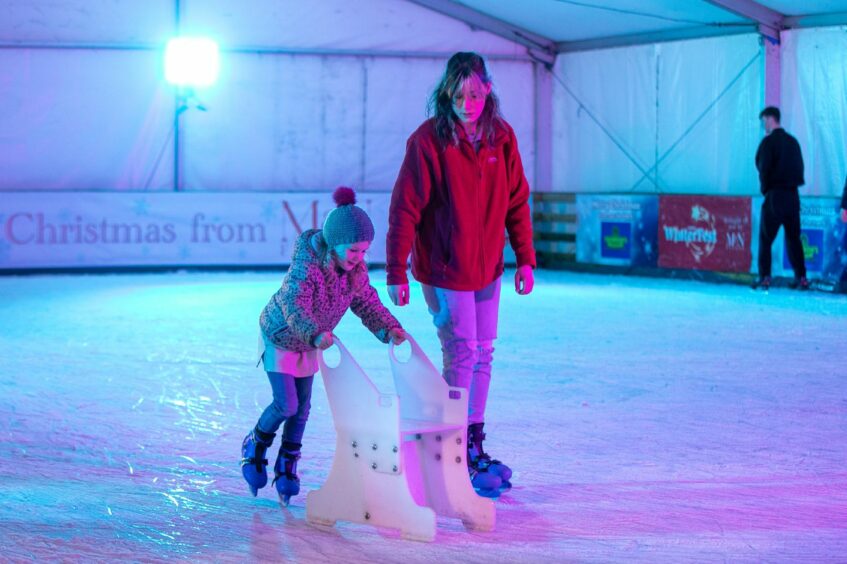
xmin=758 ymin=0 xmax=847 ymax=16
xmin=453 ymin=0 xmax=750 ymax=42
xmin=428 ymin=0 xmax=847 ymax=51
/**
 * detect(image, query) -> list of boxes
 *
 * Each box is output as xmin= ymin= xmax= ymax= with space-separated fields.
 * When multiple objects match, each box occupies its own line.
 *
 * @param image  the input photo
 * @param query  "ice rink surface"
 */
xmin=1 ymin=269 xmax=845 ymax=563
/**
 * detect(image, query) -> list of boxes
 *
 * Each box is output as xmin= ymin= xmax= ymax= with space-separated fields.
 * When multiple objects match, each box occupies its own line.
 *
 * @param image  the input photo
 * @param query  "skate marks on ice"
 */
xmin=0 ymin=271 xmax=846 ymax=562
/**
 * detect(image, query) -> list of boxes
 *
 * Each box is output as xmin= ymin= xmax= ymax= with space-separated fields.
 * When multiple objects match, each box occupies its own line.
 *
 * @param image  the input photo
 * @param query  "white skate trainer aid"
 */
xmin=306 ymin=335 xmax=495 ymax=542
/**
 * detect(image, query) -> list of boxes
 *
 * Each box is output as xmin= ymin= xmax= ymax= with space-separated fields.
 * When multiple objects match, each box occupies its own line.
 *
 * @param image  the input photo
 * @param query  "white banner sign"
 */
xmin=0 ymin=192 xmax=391 ymax=269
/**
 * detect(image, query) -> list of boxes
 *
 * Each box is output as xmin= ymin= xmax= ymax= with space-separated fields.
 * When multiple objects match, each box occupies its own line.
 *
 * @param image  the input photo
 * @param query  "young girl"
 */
xmin=242 ymin=187 xmax=406 ymax=504
xmin=386 ymin=52 xmax=536 ymax=497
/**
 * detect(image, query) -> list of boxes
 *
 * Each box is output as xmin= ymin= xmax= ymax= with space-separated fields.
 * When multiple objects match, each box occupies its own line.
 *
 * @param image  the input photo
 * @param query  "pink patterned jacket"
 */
xmin=260 ymin=229 xmax=401 ymax=352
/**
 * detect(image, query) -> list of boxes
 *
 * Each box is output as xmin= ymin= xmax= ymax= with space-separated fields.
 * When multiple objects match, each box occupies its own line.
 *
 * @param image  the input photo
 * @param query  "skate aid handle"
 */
xmin=388 ymin=333 xmax=432 ymax=374
xmin=389 ymin=333 xmax=466 ymax=404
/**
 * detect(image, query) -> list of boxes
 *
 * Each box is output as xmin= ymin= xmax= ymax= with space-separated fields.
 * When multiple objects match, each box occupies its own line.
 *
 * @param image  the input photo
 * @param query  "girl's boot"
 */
xmin=241 ymin=425 xmax=275 ymax=496
xmin=273 ymin=441 xmax=302 ymax=506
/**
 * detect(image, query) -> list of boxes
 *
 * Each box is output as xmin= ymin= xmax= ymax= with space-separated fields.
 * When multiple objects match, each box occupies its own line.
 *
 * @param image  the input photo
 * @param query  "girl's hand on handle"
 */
xmin=388 ymin=284 xmax=410 ymax=306
xmin=515 ymin=265 xmax=535 ymax=296
xmin=841 ymin=208 xmax=847 ymax=223
xmin=388 ymin=327 xmax=407 ymax=345
xmin=314 ymin=332 xmax=334 ymax=350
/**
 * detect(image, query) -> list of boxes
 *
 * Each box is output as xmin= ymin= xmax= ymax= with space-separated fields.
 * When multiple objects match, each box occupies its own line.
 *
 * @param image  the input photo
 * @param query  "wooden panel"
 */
xmin=532 ymin=212 xmax=577 ymax=223
xmin=533 ymin=192 xmax=576 ymax=203
xmin=532 ymin=192 xmax=578 ymax=266
xmin=534 ymin=231 xmax=576 ymax=242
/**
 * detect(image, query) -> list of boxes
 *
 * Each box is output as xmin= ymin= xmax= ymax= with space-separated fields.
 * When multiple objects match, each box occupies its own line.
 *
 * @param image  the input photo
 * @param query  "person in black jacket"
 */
xmin=752 ymin=106 xmax=808 ymax=290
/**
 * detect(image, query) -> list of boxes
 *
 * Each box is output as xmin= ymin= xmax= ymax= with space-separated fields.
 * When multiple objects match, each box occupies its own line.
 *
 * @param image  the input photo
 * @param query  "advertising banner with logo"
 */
xmin=752 ymin=196 xmax=846 ymax=283
xmin=658 ymin=195 xmax=751 ymax=272
xmin=0 ymin=192 xmax=391 ymax=269
xmin=576 ymin=194 xmax=659 ymax=267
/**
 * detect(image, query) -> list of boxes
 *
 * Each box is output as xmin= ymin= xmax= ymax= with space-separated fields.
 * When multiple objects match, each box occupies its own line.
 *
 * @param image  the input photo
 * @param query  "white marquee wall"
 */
xmin=552 ymin=33 xmax=764 ymax=196
xmin=0 ymin=0 xmax=538 ymax=193
xmin=781 ymin=25 xmax=847 ymax=197
xmin=552 ymin=27 xmax=847 ymax=198
xmin=1 ymin=3 xmax=845 ymax=209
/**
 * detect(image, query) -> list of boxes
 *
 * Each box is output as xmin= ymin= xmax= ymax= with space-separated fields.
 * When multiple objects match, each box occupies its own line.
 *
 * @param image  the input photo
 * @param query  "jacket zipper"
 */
xmin=477 ymin=145 xmax=485 ymax=276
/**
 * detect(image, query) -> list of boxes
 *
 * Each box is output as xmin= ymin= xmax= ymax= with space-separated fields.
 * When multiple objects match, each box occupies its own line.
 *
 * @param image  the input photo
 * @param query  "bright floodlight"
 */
xmin=165 ymin=38 xmax=219 ymax=87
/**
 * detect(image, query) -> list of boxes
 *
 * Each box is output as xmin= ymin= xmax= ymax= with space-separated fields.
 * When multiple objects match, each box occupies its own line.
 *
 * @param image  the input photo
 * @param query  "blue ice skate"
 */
xmin=469 ymin=423 xmax=512 ymax=491
xmin=273 ymin=442 xmax=301 ymax=506
xmin=469 ymin=464 xmax=502 ymax=498
xmin=241 ymin=426 xmax=274 ymax=496
xmin=483 ymin=456 xmax=512 ymax=491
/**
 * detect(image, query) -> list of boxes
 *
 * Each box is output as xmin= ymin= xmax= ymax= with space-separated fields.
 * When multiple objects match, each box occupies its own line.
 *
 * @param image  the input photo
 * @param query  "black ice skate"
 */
xmin=751 ymin=276 xmax=771 ymax=291
xmin=789 ymin=276 xmax=810 ymax=291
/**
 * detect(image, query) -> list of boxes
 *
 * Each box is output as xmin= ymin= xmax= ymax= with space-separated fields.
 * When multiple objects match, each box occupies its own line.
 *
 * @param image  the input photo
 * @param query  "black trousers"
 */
xmin=758 ymin=189 xmax=806 ymax=279
xmin=840 ymin=229 xmax=847 ymax=293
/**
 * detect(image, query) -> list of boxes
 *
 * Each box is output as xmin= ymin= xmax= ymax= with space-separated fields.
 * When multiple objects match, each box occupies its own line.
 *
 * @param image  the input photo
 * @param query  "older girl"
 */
xmin=386 ymin=52 xmax=536 ymax=497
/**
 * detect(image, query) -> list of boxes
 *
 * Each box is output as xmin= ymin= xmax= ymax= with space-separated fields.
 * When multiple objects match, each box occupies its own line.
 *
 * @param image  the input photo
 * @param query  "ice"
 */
xmin=0 ymin=269 xmax=845 ymax=562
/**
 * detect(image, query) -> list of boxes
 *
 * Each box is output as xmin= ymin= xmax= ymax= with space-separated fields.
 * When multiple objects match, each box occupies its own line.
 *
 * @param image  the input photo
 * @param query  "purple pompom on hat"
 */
xmin=322 ymin=187 xmax=375 ymax=247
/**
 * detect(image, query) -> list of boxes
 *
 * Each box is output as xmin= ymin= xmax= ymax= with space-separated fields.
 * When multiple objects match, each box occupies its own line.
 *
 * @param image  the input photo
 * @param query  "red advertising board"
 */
xmin=658 ymin=195 xmax=752 ymax=272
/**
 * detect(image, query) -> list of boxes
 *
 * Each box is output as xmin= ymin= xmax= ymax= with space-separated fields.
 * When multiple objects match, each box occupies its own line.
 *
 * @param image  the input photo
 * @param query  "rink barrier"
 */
xmin=532 ymin=192 xmax=577 ymax=267
xmin=533 ymin=191 xmax=846 ymax=291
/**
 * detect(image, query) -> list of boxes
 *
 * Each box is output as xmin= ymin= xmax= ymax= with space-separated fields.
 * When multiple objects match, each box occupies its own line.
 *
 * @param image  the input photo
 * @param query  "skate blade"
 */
xmin=278 ymin=493 xmax=292 ymax=507
xmin=499 ymin=480 xmax=512 ymax=491
xmin=248 ymin=484 xmax=258 ymax=497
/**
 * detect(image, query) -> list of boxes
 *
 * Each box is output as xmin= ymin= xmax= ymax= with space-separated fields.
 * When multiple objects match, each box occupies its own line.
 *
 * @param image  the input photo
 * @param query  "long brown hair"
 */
xmin=428 ymin=52 xmax=503 ymax=147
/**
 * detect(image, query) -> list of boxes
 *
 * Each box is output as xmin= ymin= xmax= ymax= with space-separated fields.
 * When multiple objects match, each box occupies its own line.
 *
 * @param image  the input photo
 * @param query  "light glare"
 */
xmin=165 ymin=38 xmax=219 ymax=87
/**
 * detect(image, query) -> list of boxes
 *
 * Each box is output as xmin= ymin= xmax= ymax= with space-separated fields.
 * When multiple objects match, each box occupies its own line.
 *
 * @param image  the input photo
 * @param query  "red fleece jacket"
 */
xmin=386 ymin=118 xmax=536 ymax=291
